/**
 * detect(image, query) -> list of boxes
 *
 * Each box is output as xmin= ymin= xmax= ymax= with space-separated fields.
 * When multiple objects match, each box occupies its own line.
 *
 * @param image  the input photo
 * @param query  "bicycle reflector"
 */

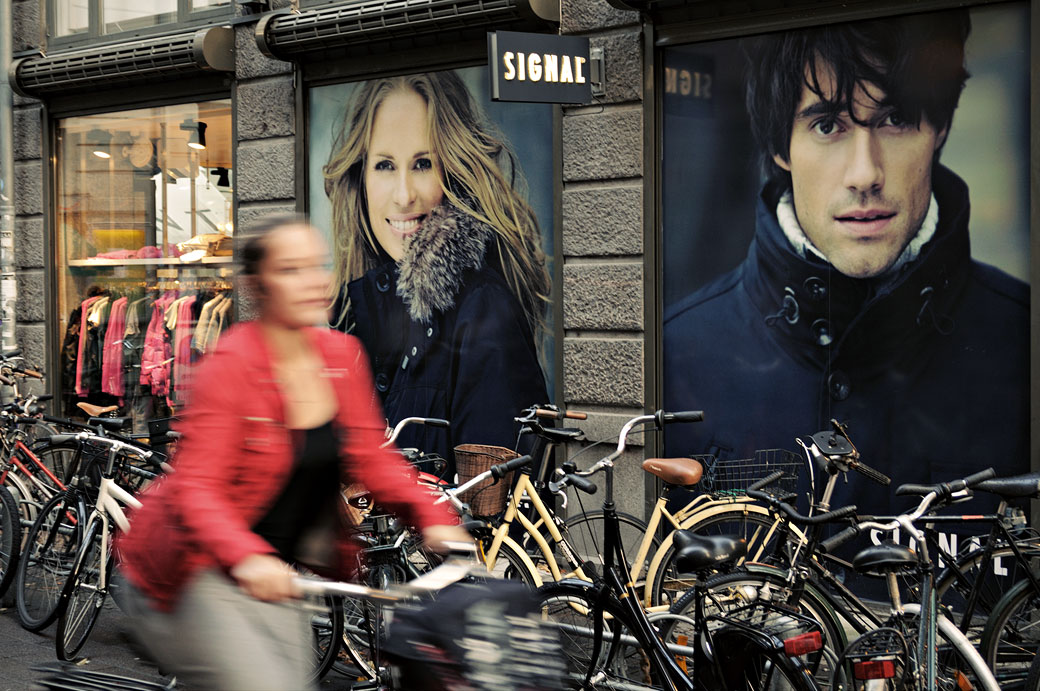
xmin=853 ymin=660 xmax=897 ymax=680
xmin=783 ymin=631 xmax=822 ymax=656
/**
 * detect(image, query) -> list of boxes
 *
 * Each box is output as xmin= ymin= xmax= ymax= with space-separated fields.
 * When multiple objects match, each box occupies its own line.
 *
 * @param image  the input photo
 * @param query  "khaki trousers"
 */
xmin=120 ymin=569 xmax=314 ymax=690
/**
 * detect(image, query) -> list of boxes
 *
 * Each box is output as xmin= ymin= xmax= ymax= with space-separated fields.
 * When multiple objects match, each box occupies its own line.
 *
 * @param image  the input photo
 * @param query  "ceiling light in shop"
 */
xmin=92 ymin=150 xmax=111 ymax=159
xmin=179 ymin=119 xmax=208 ymax=150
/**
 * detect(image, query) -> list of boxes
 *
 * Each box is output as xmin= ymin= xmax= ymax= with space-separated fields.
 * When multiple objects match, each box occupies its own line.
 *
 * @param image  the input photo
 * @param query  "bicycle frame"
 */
xmin=73 ymin=475 xmax=142 ymax=594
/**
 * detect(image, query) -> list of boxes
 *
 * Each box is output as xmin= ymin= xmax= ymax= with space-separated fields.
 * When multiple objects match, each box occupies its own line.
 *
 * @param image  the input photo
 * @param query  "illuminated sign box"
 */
xmin=488 ymin=31 xmax=593 ymax=104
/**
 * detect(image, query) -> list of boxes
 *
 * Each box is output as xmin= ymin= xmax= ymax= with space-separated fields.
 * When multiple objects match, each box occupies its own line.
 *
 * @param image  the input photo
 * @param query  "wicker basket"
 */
xmin=454 ymin=443 xmax=519 ymax=516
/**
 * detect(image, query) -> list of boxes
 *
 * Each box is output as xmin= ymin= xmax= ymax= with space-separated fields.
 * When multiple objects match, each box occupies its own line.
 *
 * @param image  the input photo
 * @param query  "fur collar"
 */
xmin=397 ymin=204 xmax=494 ymax=324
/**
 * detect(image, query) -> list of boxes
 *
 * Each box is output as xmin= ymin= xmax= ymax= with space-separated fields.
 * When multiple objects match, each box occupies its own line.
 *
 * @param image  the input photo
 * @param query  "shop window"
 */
xmin=56 ymin=101 xmax=233 ymax=430
xmin=49 ymin=0 xmax=232 ymax=44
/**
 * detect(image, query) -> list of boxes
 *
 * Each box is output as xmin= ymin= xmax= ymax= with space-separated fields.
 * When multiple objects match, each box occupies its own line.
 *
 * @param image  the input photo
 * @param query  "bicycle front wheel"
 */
xmin=893 ymin=605 xmax=999 ymax=691
xmin=56 ymin=521 xmax=110 ymax=660
xmin=561 ymin=509 xmax=657 ymax=583
xmin=979 ymin=577 xmax=1040 ymax=690
xmin=534 ymin=581 xmax=658 ymax=690
xmin=15 ymin=491 xmax=84 ymax=631
xmin=0 ymin=484 xmax=21 ymax=600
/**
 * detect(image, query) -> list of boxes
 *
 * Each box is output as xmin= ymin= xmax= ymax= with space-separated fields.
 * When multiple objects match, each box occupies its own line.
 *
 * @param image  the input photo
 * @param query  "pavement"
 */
xmin=0 ymin=596 xmax=360 ymax=691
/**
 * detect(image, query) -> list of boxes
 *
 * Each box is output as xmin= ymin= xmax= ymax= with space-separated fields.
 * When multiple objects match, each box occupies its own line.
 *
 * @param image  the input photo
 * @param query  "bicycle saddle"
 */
xmin=672 ymin=529 xmax=747 ymax=574
xmin=539 ymin=427 xmax=585 ymax=443
xmin=641 ymin=457 xmax=703 ymax=486
xmin=852 ymin=541 xmax=917 ymax=578
xmin=974 ymin=472 xmax=1040 ymax=499
xmin=88 ymin=416 xmax=131 ymax=432
xmin=77 ymin=402 xmax=118 ymax=417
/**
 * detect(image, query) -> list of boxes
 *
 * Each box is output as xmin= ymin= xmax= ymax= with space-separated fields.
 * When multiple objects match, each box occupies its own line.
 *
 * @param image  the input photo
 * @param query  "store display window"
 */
xmin=55 ymin=101 xmax=233 ymax=430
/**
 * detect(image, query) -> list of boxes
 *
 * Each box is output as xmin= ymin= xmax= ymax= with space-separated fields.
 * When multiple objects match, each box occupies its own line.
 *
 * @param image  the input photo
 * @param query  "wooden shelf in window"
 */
xmin=67 ymin=256 xmax=234 ymax=267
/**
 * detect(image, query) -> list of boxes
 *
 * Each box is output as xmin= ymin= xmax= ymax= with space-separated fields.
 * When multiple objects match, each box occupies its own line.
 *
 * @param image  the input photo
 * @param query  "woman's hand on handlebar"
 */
xmin=422 ymin=524 xmax=474 ymax=554
xmin=230 ymin=553 xmax=302 ymax=602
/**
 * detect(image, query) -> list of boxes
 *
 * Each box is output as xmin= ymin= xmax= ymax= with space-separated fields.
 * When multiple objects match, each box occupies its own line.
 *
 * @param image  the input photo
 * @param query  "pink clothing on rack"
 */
xmin=75 ymin=296 xmax=103 ymax=396
xmin=101 ymin=297 xmax=128 ymax=399
xmin=95 ymin=249 xmax=136 ymax=260
xmin=171 ymin=296 xmax=197 ymax=406
xmin=135 ymin=246 xmax=162 ymax=259
xmin=140 ymin=293 xmax=176 ymax=396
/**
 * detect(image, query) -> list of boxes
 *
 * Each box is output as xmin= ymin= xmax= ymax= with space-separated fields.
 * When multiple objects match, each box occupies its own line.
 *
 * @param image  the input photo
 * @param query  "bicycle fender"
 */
xmin=497 ymin=535 xmax=545 ymax=588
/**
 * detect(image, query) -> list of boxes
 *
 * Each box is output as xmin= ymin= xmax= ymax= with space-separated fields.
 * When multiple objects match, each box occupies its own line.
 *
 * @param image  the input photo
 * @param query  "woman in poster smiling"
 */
xmin=324 ymin=71 xmax=550 ymax=474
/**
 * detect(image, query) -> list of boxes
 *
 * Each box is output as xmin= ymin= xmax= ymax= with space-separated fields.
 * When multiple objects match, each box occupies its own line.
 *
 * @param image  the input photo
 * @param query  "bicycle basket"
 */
xmin=695 ymin=449 xmax=801 ymax=497
xmin=454 ymin=444 xmax=519 ymax=516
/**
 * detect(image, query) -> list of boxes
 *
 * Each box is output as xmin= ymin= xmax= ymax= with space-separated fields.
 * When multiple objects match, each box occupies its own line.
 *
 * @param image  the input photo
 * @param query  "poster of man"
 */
xmin=662 ymin=4 xmax=1030 ymax=523
xmin=308 ymin=68 xmax=555 ymax=473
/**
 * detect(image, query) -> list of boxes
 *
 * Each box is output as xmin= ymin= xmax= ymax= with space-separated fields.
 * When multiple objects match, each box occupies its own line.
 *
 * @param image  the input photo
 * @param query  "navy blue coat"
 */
xmin=338 ymin=206 xmax=548 ymax=474
xmin=663 ymin=166 xmax=1030 ymax=523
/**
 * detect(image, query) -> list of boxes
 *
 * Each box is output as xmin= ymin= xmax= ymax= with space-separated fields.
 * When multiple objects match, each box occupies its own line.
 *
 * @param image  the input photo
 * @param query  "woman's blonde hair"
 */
xmin=323 ymin=72 xmax=550 ymax=335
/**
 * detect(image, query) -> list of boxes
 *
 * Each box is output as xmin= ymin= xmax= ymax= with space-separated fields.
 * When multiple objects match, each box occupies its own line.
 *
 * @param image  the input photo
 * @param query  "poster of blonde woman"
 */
xmin=309 ymin=68 xmax=554 ymax=473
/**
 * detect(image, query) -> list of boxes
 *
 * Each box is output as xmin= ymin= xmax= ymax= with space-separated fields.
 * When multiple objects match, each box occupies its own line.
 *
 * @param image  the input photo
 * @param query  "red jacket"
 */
xmin=117 ymin=322 xmax=455 ymax=611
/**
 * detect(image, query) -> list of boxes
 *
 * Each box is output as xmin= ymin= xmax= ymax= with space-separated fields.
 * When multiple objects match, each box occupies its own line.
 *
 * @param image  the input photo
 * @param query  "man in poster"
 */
xmin=664 ymin=11 xmax=1029 ymax=519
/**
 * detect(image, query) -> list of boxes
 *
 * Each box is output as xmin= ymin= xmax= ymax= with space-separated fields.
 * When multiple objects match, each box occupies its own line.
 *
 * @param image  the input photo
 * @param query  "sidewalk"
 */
xmin=0 ymin=598 xmax=357 ymax=690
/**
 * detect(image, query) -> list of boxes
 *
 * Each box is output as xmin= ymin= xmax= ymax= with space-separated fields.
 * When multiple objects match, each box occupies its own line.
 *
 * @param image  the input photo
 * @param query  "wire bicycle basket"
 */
xmin=694 ymin=449 xmax=802 ymax=498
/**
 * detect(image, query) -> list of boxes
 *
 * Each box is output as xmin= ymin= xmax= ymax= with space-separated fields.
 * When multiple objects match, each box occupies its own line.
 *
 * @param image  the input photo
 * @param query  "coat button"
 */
xmin=804 ymin=277 xmax=827 ymax=301
xmin=811 ymin=319 xmax=833 ymax=347
xmin=375 ymin=272 xmax=391 ymax=293
xmin=375 ymin=372 xmax=389 ymax=392
xmin=828 ymin=371 xmax=851 ymax=401
xmin=426 ymin=327 xmax=434 ymax=338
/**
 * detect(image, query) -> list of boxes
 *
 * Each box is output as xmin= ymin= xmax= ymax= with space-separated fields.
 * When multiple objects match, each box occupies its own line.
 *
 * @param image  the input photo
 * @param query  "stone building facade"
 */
xmin=6 ymin=0 xmax=1037 ymax=520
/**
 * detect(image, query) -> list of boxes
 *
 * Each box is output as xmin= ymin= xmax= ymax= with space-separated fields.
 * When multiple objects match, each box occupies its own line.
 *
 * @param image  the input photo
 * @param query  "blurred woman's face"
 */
xmin=364 ymin=88 xmax=445 ymax=261
xmin=257 ymin=224 xmax=332 ymax=328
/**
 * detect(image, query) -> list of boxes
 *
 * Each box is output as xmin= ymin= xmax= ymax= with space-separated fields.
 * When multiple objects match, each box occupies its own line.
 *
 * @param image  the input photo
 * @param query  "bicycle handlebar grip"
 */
xmin=819 ymin=525 xmax=860 ymax=554
xmin=425 ymin=418 xmax=450 ymax=429
xmin=564 ymin=411 xmax=588 ymax=420
xmin=34 ymin=394 xmax=53 ymax=402
xmin=1 ymin=349 xmax=21 ymax=360
xmin=895 ymin=483 xmax=934 ymax=496
xmin=20 ymin=369 xmax=44 ymax=379
xmin=850 ymin=460 xmax=891 ymax=486
xmin=809 ymin=504 xmax=858 ymax=524
xmin=962 ymin=467 xmax=996 ymax=489
xmin=662 ymin=410 xmax=704 ymax=423
xmin=565 ymin=474 xmax=597 ymax=495
xmin=490 ymin=454 xmax=533 ymax=480
xmin=747 ymin=471 xmax=785 ymax=495
xmin=49 ymin=434 xmax=77 ymax=445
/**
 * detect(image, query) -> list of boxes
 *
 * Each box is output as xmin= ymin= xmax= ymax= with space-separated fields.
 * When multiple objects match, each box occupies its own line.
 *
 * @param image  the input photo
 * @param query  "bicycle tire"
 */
xmin=488 ymin=537 xmax=541 ymax=585
xmin=560 ymin=509 xmax=657 ymax=583
xmin=934 ymin=538 xmax=1040 ymax=646
xmin=56 ymin=520 xmax=110 ymax=660
xmin=15 ymin=491 xmax=84 ymax=631
xmin=710 ymin=623 xmax=821 ymax=691
xmin=979 ymin=576 xmax=1040 ymax=690
xmin=308 ymin=594 xmax=345 ymax=683
xmin=650 ymin=507 xmax=785 ymax=608
xmin=534 ymin=581 xmax=658 ymax=689
xmin=668 ymin=565 xmax=848 ymax=690
xmin=0 ymin=484 xmax=21 ymax=599
xmin=333 ymin=595 xmax=381 ymax=681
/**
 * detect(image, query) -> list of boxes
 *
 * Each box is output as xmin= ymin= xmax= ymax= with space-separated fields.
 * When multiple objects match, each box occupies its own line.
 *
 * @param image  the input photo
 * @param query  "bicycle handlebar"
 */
xmin=819 ymin=526 xmax=860 ymax=554
xmin=847 ymin=459 xmax=891 ymax=486
xmin=746 ymin=471 xmax=856 ymax=526
xmin=382 ymin=417 xmax=450 ymax=447
xmin=490 ymin=454 xmax=533 ymax=480
xmin=657 ymin=410 xmax=704 ymax=424
xmin=294 ymin=551 xmax=478 ymax=601
xmin=535 ymin=407 xmax=587 ymax=420
xmin=895 ymin=467 xmax=996 ymax=500
xmin=549 ymin=473 xmax=597 ymax=496
xmin=1 ymin=349 xmax=21 ymax=360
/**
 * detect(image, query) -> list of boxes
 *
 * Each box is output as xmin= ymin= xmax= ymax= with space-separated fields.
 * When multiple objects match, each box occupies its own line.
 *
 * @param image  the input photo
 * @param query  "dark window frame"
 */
xmin=46 ymin=0 xmax=233 ymax=50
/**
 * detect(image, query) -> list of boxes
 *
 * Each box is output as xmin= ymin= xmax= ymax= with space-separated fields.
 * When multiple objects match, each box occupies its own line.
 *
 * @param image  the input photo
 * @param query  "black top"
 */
xmin=253 ymin=420 xmax=341 ymax=562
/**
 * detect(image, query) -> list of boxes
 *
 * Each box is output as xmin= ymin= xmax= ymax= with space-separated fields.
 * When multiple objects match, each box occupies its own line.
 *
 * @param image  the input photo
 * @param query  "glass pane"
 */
xmin=56 ymin=101 xmax=234 ymax=429
xmin=192 ymin=0 xmax=231 ymax=9
xmin=55 ymin=0 xmax=89 ymax=36
xmin=102 ymin=0 xmax=177 ymax=34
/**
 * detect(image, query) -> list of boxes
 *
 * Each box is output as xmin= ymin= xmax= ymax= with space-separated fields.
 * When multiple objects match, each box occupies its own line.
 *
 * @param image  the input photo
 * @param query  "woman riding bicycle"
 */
xmin=115 ymin=214 xmax=466 ymax=690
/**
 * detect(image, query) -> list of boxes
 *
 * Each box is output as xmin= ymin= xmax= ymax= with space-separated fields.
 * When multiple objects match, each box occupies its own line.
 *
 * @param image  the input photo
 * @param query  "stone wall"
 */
xmin=560 ymin=0 xmax=648 ymax=518
xmin=10 ymin=0 xmax=46 ymax=395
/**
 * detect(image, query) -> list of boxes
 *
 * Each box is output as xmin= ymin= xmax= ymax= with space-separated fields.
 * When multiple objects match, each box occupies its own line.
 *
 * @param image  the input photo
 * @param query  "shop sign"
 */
xmin=488 ymin=31 xmax=592 ymax=104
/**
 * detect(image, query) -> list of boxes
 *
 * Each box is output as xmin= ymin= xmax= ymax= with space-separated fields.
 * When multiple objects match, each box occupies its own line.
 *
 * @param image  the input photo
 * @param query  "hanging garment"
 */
xmin=75 ymin=296 xmax=103 ymax=396
xmin=101 ymin=297 xmax=129 ymax=399
xmin=171 ymin=295 xmax=197 ymax=406
xmin=140 ymin=294 xmax=176 ymax=397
